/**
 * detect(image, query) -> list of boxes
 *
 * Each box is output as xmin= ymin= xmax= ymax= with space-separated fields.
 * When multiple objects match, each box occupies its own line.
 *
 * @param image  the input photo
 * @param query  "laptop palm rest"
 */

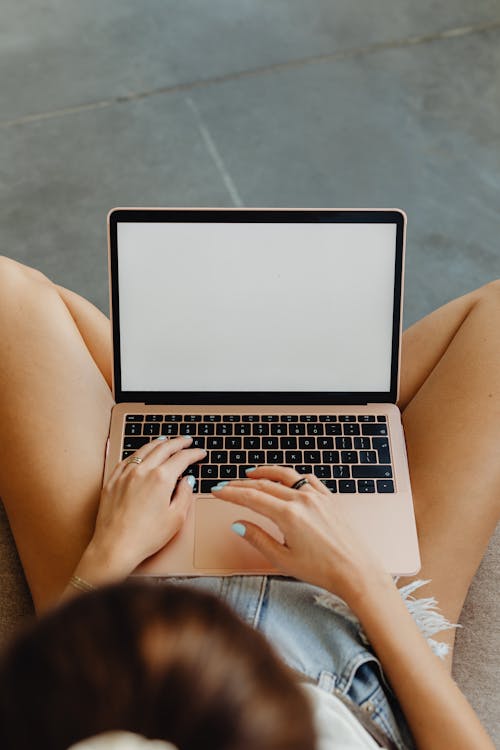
xmin=194 ymin=498 xmax=283 ymax=570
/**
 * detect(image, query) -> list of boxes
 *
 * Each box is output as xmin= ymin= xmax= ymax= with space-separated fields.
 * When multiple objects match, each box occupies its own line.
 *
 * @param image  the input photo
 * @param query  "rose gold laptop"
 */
xmin=102 ymin=208 xmax=421 ymax=577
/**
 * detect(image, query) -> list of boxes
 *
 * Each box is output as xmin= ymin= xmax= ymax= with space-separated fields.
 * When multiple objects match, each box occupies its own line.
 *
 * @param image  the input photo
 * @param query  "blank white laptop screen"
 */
xmin=117 ymin=221 xmax=397 ymax=393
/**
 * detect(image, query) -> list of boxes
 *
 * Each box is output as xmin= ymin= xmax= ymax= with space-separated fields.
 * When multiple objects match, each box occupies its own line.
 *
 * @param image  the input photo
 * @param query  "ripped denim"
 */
xmin=154 ymin=575 xmax=460 ymax=750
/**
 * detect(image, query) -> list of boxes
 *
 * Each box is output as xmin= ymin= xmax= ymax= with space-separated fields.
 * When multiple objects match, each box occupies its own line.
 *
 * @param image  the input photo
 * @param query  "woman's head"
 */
xmin=0 ymin=581 xmax=315 ymax=750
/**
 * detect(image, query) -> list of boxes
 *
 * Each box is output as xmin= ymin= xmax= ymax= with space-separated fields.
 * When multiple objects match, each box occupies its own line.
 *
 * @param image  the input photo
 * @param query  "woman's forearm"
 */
xmin=343 ymin=574 xmax=494 ymax=750
xmin=59 ymin=541 xmax=133 ymax=602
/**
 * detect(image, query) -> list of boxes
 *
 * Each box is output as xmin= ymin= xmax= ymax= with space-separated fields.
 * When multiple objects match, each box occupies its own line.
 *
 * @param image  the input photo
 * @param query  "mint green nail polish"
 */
xmin=212 ymin=481 xmax=228 ymax=491
xmin=186 ymin=475 xmax=196 ymax=488
xmin=245 ymin=467 xmax=257 ymax=474
xmin=157 ymin=436 xmax=168 ymax=440
xmin=232 ymin=522 xmax=246 ymax=537
xmin=181 ymin=434 xmax=193 ymax=439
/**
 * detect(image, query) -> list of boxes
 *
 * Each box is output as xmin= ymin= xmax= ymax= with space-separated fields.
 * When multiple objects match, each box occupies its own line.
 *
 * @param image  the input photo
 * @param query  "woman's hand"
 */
xmin=212 ymin=466 xmax=392 ymax=603
xmin=73 ymin=436 xmax=207 ymax=586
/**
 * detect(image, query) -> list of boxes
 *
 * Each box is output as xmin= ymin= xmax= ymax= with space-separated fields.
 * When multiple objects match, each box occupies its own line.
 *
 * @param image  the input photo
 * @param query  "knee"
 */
xmin=478 ymin=279 xmax=500 ymax=306
xmin=0 ymin=255 xmax=52 ymax=288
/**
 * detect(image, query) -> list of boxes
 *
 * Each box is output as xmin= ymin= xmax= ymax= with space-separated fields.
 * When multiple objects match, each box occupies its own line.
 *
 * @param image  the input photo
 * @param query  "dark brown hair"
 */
xmin=0 ymin=581 xmax=315 ymax=750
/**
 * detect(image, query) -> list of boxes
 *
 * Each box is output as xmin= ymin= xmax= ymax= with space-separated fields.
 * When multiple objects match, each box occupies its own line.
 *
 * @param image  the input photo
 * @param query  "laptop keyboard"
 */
xmin=121 ymin=414 xmax=394 ymax=494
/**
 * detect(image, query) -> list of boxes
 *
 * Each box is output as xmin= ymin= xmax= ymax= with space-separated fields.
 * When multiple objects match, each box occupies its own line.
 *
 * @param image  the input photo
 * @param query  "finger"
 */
xmin=302 ymin=473 xmax=332 ymax=496
xmin=222 ymin=477 xmax=298 ymax=502
xmin=167 ymin=476 xmax=196 ymax=529
xmin=231 ymin=519 xmax=289 ymax=567
xmin=242 ymin=464 xmax=303 ymax=488
xmin=113 ymin=436 xmax=202 ymax=479
xmin=212 ymin=484 xmax=284 ymax=523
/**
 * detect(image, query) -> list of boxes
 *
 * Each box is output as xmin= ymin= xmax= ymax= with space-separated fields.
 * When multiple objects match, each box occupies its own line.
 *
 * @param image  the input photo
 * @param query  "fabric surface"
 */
xmin=0 ymin=501 xmax=498 ymax=745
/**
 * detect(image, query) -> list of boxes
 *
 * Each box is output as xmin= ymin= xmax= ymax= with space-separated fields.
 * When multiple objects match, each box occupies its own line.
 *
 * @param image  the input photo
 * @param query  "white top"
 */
xmin=67 ymin=684 xmax=381 ymax=750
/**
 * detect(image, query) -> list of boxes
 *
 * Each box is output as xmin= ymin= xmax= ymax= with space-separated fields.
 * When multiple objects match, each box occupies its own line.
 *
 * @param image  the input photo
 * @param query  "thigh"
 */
xmin=0 ymin=257 xmax=114 ymax=612
xmin=397 ymin=283 xmax=500 ymax=661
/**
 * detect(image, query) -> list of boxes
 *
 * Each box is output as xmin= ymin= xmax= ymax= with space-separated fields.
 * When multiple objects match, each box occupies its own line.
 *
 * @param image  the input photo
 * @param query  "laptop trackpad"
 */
xmin=194 ymin=498 xmax=283 ymax=570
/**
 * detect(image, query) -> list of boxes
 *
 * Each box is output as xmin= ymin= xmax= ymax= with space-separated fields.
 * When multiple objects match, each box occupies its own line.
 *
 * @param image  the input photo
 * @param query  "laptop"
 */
xmin=102 ymin=208 xmax=421 ymax=577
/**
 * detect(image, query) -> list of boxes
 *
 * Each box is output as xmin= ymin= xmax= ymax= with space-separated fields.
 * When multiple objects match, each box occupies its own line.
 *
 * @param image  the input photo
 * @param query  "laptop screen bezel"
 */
xmin=108 ymin=208 xmax=405 ymax=406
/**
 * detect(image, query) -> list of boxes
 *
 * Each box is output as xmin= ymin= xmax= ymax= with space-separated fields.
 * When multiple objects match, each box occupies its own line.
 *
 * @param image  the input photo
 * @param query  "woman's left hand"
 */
xmin=212 ymin=465 xmax=391 ymax=603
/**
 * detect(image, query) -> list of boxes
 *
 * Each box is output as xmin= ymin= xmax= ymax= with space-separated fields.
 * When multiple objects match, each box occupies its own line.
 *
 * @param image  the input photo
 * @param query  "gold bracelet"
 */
xmin=69 ymin=575 xmax=96 ymax=593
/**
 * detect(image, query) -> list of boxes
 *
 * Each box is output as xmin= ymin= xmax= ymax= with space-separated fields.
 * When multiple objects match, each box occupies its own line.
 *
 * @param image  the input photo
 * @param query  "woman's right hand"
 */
xmin=212 ymin=465 xmax=393 ymax=604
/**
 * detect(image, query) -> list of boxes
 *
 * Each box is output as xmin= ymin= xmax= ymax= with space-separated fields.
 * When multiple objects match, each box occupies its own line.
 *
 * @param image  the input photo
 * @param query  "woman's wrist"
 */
xmin=325 ymin=562 xmax=395 ymax=615
xmin=72 ymin=537 xmax=137 ymax=588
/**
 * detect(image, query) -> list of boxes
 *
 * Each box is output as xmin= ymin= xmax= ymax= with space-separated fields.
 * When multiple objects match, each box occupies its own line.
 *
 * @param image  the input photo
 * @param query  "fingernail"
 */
xmin=186 ymin=475 xmax=196 ymax=489
xmin=232 ymin=522 xmax=246 ymax=537
xmin=245 ymin=467 xmax=257 ymax=474
xmin=157 ymin=436 xmax=168 ymax=441
xmin=181 ymin=435 xmax=193 ymax=440
xmin=212 ymin=481 xmax=228 ymax=491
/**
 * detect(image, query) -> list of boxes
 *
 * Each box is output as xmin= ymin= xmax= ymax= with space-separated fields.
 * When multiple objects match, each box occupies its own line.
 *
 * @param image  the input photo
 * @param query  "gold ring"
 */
xmin=126 ymin=457 xmax=143 ymax=465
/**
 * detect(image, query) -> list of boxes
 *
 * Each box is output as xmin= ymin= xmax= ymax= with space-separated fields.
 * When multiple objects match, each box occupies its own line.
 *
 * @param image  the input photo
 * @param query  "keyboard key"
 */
xmin=207 ymin=436 xmax=224 ymax=449
xmin=342 ymin=423 xmax=360 ymax=436
xmin=319 ymin=415 xmax=337 ymax=422
xmin=239 ymin=464 xmax=255 ymax=477
xmin=339 ymin=415 xmax=356 ymax=422
xmin=354 ymin=437 xmax=371 ymax=450
xmin=361 ymin=424 xmax=388 ymax=436
xmin=299 ymin=437 xmax=316 ymax=449
xmin=341 ymin=451 xmax=358 ymax=463
xmin=125 ymin=423 xmax=141 ymax=435
xmin=307 ymin=423 xmax=324 ymax=435
xmin=199 ymin=424 xmax=215 ymax=435
xmin=191 ymin=436 xmax=206 ymax=450
xmin=357 ymin=415 xmax=375 ymax=422
xmin=145 ymin=415 xmax=163 ymax=422
xmin=126 ymin=414 xmax=144 ymax=422
xmin=295 ymin=465 xmax=313 ymax=474
xmin=262 ymin=415 xmax=279 ymax=422
xmin=271 ymin=424 xmax=288 ymax=435
xmin=203 ymin=415 xmax=221 ymax=422
xmin=352 ymin=465 xmax=393 ymax=479
xmin=325 ymin=424 xmax=342 ymax=435
xmin=144 ymin=423 xmax=160 ymax=436
xmin=161 ymin=423 xmax=179 ymax=436
xmin=201 ymin=479 xmax=220 ymax=493
xmin=377 ymin=480 xmax=395 ymax=493
xmin=285 ymin=451 xmax=302 ymax=463
xmin=377 ymin=415 xmax=387 ymax=422
xmin=290 ymin=424 xmax=306 ymax=435
xmin=372 ymin=437 xmax=391 ymax=463
xmin=226 ymin=437 xmax=242 ymax=449
xmin=268 ymin=451 xmax=284 ymax=463
xmin=318 ymin=437 xmax=334 ymax=449
xmin=181 ymin=423 xmax=196 ymax=435
xmin=357 ymin=480 xmax=375 ymax=493
xmin=339 ymin=480 xmax=356 ymax=492
xmin=242 ymin=415 xmax=259 ymax=422
xmin=249 ymin=451 xmax=265 ymax=463
xmin=122 ymin=451 xmax=135 ymax=459
xmin=220 ymin=465 xmax=237 ymax=479
xmin=164 ymin=415 xmax=183 ymax=422
xmin=281 ymin=437 xmax=298 ymax=449
xmin=123 ymin=436 xmax=149 ymax=450
xmin=184 ymin=415 xmax=202 ymax=422
xmin=282 ymin=415 xmax=298 ymax=422
xmin=229 ymin=451 xmax=246 ymax=463
xmin=224 ymin=415 xmax=241 ymax=421
xmin=217 ymin=423 xmax=233 ymax=435
xmin=336 ymin=436 xmax=352 ymax=450
xmin=201 ymin=465 xmax=218 ymax=478
xmin=253 ymin=424 xmax=270 ymax=435
xmin=359 ymin=450 xmax=377 ymax=464
xmin=333 ymin=465 xmax=351 ymax=478
xmin=300 ymin=415 xmax=317 ymax=422
xmin=182 ymin=465 xmax=200 ymax=478
xmin=244 ymin=437 xmax=261 ymax=449
xmin=313 ymin=465 xmax=331 ymax=478
xmin=322 ymin=479 xmax=337 ymax=492
xmin=322 ymin=450 xmax=340 ymax=463
xmin=262 ymin=437 xmax=278 ymax=449
xmin=212 ymin=451 xmax=228 ymax=463
xmin=236 ymin=424 xmax=252 ymax=435
xmin=304 ymin=451 xmax=321 ymax=463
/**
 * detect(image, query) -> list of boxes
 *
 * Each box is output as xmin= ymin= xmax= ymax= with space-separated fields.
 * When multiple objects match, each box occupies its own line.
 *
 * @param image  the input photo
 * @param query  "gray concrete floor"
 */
xmin=1 ymin=1 xmax=500 ymax=326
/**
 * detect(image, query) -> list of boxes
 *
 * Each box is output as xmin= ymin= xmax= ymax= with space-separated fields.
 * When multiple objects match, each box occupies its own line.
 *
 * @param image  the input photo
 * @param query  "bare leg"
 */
xmin=0 ymin=256 xmax=114 ymax=613
xmin=397 ymin=281 xmax=500 ymax=669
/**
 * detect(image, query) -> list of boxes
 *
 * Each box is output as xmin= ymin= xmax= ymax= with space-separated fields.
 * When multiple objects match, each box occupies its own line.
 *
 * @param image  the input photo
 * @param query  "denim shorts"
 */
xmin=153 ymin=575 xmax=456 ymax=750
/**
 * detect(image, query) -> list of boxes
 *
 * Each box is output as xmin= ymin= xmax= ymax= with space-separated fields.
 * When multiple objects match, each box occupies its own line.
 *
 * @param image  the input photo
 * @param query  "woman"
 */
xmin=0 ymin=254 xmax=497 ymax=749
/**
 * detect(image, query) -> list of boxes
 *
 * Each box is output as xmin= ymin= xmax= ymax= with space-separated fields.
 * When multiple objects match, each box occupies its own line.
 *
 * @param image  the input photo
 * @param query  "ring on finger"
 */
xmin=125 ymin=457 xmax=143 ymax=465
xmin=291 ymin=478 xmax=310 ymax=490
